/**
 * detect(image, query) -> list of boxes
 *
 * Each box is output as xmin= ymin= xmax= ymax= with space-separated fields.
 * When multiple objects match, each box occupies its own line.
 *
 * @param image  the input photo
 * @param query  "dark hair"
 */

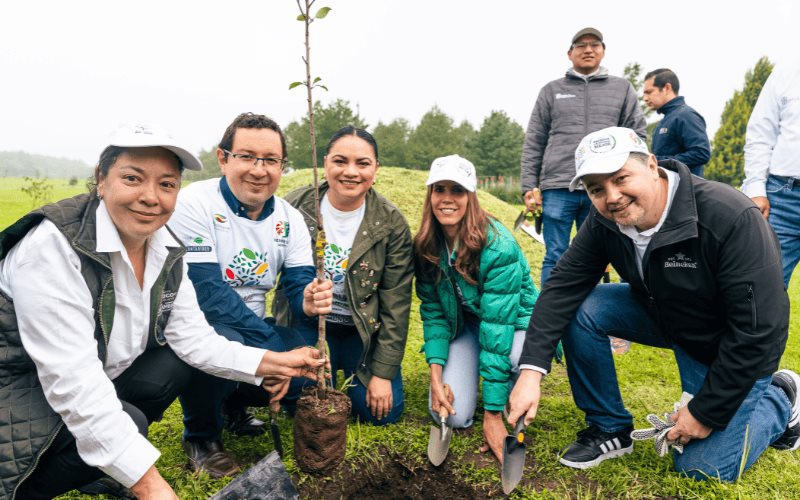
xmin=218 ymin=112 xmax=287 ymax=159
xmin=413 ymin=187 xmax=491 ymax=286
xmin=644 ymin=68 xmax=680 ymax=95
xmin=325 ymin=125 xmax=379 ymax=160
xmin=91 ymin=146 xmax=184 ymax=189
xmin=628 ymin=152 xmax=650 ymax=166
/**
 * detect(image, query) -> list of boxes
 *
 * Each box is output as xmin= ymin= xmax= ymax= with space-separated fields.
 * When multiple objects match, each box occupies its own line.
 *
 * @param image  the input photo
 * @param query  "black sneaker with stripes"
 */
xmin=770 ymin=369 xmax=800 ymax=451
xmin=559 ymin=425 xmax=634 ymax=469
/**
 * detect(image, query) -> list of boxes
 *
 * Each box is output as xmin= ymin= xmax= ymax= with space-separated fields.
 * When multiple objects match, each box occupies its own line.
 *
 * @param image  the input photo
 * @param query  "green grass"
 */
xmin=1 ymin=170 xmax=799 ymax=499
xmin=0 ymin=177 xmax=87 ymax=230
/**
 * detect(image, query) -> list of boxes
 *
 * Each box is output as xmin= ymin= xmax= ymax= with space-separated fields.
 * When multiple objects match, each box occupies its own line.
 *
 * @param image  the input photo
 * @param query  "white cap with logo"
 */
xmin=570 ymin=126 xmax=649 ymax=191
xmin=426 ymin=154 xmax=477 ymax=192
xmin=107 ymin=123 xmax=203 ymax=171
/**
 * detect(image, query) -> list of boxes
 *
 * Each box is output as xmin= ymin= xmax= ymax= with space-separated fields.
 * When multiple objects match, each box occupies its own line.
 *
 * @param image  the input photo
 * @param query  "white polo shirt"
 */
xmin=169 ymin=178 xmax=313 ymax=318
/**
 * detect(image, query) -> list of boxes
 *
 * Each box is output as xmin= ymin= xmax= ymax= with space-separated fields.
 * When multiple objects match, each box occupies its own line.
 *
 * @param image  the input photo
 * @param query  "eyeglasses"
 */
xmin=572 ymin=41 xmax=603 ymax=51
xmin=222 ymin=149 xmax=287 ymax=170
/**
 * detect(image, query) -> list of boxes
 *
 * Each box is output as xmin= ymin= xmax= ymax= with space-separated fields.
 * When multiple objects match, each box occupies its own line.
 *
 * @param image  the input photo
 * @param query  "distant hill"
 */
xmin=0 ymin=151 xmax=92 ymax=179
xmin=277 ymin=167 xmax=544 ymax=284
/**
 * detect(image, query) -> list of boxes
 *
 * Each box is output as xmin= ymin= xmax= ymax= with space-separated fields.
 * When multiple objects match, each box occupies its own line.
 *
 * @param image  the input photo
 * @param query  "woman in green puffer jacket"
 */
xmin=414 ymin=154 xmax=538 ymax=463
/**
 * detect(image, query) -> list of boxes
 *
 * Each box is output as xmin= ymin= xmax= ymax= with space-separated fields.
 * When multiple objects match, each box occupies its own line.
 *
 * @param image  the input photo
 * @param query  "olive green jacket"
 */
xmin=273 ymin=183 xmax=413 ymax=386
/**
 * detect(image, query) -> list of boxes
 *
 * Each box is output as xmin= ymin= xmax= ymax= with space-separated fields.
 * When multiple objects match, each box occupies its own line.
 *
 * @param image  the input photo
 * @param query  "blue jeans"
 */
xmin=541 ymin=188 xmax=592 ymax=286
xmin=180 ymin=319 xmax=315 ymax=441
xmin=427 ymin=313 xmax=526 ymax=428
xmin=766 ymin=175 xmax=800 ymax=287
xmin=563 ymin=284 xmax=790 ymax=481
xmin=326 ymin=322 xmax=405 ymax=425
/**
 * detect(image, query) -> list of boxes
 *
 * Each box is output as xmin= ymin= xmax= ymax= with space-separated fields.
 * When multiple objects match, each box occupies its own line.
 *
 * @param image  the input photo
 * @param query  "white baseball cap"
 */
xmin=108 ymin=123 xmax=203 ymax=171
xmin=569 ymin=126 xmax=649 ymax=191
xmin=426 ymin=154 xmax=477 ymax=192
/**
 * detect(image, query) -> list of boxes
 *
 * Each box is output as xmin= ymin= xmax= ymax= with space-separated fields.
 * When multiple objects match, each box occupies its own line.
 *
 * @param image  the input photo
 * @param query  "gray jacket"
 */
xmin=520 ymin=68 xmax=646 ymax=192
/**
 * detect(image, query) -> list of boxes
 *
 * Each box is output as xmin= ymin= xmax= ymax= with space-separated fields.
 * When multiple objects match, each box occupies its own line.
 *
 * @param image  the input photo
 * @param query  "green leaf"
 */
xmin=313 ymin=76 xmax=321 ymax=84
xmin=318 ymin=85 xmax=328 ymax=91
xmin=315 ymin=7 xmax=331 ymax=19
xmin=289 ymin=81 xmax=303 ymax=90
xmin=296 ymin=13 xmax=306 ymax=21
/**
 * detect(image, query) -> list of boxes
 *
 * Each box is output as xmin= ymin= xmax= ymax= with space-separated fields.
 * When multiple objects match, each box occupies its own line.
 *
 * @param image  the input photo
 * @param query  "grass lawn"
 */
xmin=2 ymin=170 xmax=799 ymax=499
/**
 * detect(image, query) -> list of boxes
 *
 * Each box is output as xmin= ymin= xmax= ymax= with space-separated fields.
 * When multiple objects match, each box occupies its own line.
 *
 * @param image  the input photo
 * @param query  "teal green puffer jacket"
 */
xmin=416 ymin=220 xmax=538 ymax=411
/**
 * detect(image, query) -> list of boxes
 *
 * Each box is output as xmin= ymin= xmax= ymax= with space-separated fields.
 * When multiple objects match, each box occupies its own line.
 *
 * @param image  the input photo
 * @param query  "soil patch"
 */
xmin=293 ymin=388 xmax=351 ymax=474
xmin=298 ymin=455 xmax=487 ymax=499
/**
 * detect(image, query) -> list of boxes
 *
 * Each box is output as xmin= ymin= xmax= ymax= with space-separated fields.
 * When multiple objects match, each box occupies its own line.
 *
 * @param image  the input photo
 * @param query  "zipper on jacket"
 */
xmin=345 ymin=258 xmax=372 ymax=371
xmin=584 ymin=79 xmax=590 ymax=136
xmin=441 ymin=269 xmax=461 ymax=338
xmin=746 ymin=284 xmax=757 ymax=330
xmin=13 ymin=421 xmax=64 ymax=499
xmin=73 ymin=244 xmax=114 ymax=351
xmin=97 ymin=276 xmax=114 ymax=348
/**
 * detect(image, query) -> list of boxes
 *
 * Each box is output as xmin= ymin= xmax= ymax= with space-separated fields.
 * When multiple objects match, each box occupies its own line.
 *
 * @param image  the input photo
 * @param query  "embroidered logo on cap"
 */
xmin=589 ymin=135 xmax=617 ymax=153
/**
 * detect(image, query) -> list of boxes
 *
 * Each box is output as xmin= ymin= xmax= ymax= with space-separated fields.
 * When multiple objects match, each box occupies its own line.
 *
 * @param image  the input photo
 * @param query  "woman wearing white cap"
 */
xmin=414 ymin=154 xmax=539 ymax=462
xmin=0 ymin=124 xmax=328 ymax=499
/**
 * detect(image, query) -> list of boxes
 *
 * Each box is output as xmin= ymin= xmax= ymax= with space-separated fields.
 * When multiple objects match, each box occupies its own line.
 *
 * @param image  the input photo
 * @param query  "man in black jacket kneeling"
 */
xmin=508 ymin=126 xmax=798 ymax=481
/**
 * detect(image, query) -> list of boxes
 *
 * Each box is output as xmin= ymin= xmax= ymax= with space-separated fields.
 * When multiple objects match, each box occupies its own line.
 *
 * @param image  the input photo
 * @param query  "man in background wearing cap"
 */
xmin=643 ymin=68 xmax=710 ymax=177
xmin=169 ymin=113 xmax=332 ymax=477
xmin=520 ymin=27 xmax=646 ymax=287
xmin=508 ymin=126 xmax=798 ymax=480
xmin=742 ymin=64 xmax=800 ymax=288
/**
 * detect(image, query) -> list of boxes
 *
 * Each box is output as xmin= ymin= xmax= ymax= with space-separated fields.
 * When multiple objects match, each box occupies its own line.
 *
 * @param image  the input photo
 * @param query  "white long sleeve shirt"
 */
xmin=0 ymin=201 xmax=266 ymax=488
xmin=742 ymin=64 xmax=800 ymax=198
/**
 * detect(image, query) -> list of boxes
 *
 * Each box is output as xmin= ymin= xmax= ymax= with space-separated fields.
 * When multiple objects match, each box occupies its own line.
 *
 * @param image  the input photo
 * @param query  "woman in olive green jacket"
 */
xmin=274 ymin=126 xmax=413 ymax=424
xmin=415 ymin=154 xmax=538 ymax=462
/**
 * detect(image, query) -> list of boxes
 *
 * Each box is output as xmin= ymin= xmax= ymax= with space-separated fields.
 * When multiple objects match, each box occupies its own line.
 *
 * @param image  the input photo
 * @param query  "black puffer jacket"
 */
xmin=520 ymin=160 xmax=789 ymax=430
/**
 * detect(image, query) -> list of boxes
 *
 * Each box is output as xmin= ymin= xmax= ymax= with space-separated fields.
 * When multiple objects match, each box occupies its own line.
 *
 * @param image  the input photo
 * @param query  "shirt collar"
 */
xmin=658 ymin=95 xmax=685 ymax=115
xmin=219 ymin=176 xmax=275 ymax=221
xmin=567 ymin=66 xmax=606 ymax=80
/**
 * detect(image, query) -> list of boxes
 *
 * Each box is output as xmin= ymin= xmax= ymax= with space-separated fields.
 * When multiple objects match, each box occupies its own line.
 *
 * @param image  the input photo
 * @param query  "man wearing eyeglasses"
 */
xmin=520 ymin=27 xmax=646 ymax=287
xmin=168 ymin=112 xmax=333 ymax=477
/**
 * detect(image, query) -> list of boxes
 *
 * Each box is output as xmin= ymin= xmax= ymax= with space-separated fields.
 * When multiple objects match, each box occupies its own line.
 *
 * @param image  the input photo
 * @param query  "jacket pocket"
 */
xmin=746 ymin=283 xmax=757 ymax=330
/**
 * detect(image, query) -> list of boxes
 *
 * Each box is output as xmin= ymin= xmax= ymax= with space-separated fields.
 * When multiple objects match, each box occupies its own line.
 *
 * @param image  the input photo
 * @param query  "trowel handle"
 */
xmin=513 ymin=418 xmax=527 ymax=443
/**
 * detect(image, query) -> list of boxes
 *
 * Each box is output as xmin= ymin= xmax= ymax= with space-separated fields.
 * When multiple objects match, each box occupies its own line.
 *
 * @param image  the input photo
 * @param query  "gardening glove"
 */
xmin=630 ymin=392 xmax=693 ymax=457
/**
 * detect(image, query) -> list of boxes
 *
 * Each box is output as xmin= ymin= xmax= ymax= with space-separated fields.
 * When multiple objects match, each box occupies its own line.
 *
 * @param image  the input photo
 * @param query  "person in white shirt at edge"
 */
xmin=0 ymin=124 xmax=331 ymax=500
xmin=168 ymin=113 xmax=334 ymax=478
xmin=742 ymin=64 xmax=800 ymax=288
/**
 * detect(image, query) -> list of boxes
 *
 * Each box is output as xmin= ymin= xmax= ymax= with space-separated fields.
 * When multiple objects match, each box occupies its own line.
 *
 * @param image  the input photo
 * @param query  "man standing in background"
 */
xmin=742 ymin=65 xmax=800 ymax=288
xmin=644 ymin=68 xmax=711 ymax=177
xmin=520 ymin=27 xmax=646 ymax=287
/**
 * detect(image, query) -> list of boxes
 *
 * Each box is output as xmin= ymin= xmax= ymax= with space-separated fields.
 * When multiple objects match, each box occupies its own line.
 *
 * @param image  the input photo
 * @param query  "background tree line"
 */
xmin=187 ymin=56 xmax=775 ymax=189
xmin=186 ymin=100 xmax=525 ymax=181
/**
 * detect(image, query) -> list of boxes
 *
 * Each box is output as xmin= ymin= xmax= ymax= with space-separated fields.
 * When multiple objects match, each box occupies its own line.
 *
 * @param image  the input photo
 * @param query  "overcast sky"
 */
xmin=1 ymin=0 xmax=796 ymax=166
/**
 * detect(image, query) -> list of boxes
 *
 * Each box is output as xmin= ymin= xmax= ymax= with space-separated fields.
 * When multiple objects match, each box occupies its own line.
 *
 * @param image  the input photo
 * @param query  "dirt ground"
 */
xmin=297 ymin=455 xmax=488 ymax=499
